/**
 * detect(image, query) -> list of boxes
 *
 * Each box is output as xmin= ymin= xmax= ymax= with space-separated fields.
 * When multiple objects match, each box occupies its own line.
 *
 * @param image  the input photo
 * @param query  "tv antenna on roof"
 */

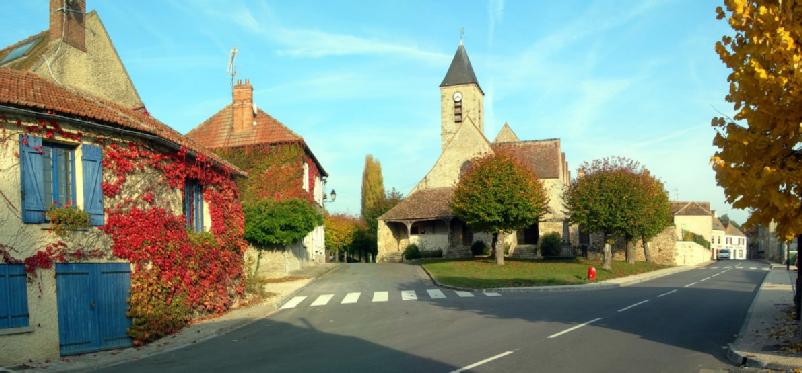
xmin=227 ymin=48 xmax=238 ymax=87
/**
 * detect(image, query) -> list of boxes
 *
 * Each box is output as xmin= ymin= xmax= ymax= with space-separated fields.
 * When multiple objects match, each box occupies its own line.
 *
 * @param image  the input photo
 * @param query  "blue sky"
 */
xmin=3 ymin=0 xmax=744 ymax=222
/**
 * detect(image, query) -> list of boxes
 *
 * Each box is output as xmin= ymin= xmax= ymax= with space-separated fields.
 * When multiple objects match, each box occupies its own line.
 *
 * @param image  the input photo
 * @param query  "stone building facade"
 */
xmin=377 ymin=42 xmax=573 ymax=262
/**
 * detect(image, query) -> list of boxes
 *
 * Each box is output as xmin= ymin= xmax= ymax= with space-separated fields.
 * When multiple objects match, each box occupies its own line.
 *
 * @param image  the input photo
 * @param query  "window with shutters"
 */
xmin=183 ymin=180 xmax=204 ymax=232
xmin=0 ymin=264 xmax=29 ymax=330
xmin=20 ymin=135 xmax=105 ymax=225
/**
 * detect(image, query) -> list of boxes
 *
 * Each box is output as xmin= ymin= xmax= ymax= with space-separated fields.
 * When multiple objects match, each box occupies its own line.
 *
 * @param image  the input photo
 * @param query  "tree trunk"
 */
xmin=796 ymin=234 xmax=801 ymax=322
xmin=642 ymin=235 xmax=653 ymax=263
xmin=493 ymin=232 xmax=505 ymax=266
xmin=335 ymin=248 xmax=340 ymax=263
xmin=625 ymin=238 xmax=636 ymax=264
xmin=602 ymin=232 xmax=612 ymax=270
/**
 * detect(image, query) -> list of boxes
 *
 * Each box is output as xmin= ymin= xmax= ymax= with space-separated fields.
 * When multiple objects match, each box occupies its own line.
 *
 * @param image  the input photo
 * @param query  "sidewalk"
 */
xmin=728 ymin=265 xmax=802 ymax=370
xmin=14 ymin=264 xmax=339 ymax=373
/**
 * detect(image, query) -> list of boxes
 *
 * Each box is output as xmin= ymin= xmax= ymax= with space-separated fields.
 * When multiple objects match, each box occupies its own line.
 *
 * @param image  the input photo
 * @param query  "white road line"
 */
xmin=736 ymin=266 xmax=744 ymax=269
xmin=310 ymin=294 xmax=334 ymax=307
xmin=684 ymin=282 xmax=698 ymax=288
xmin=547 ymin=318 xmax=603 ymax=339
xmin=372 ymin=291 xmax=389 ymax=302
xmin=280 ymin=296 xmax=307 ymax=309
xmin=449 ymin=350 xmax=516 ymax=373
xmin=700 ymin=276 xmax=711 ymax=282
xmin=401 ymin=290 xmax=418 ymax=301
xmin=483 ymin=291 xmax=502 ymax=297
xmin=710 ymin=266 xmax=719 ymax=269
xmin=427 ymin=289 xmax=446 ymax=299
xmin=617 ymin=300 xmax=649 ymax=312
xmin=455 ymin=291 xmax=474 ymax=297
xmin=657 ymin=289 xmax=677 ymax=297
xmin=749 ymin=266 xmax=757 ymax=270
xmin=341 ymin=292 xmax=361 ymax=304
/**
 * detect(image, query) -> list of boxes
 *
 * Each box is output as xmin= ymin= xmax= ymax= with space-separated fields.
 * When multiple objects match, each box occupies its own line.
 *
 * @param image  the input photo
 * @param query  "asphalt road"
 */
xmin=101 ymin=260 xmax=768 ymax=373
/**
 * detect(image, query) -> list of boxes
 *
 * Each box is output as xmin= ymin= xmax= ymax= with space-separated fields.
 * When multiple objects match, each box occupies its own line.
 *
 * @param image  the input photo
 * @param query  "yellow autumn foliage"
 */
xmin=712 ymin=0 xmax=802 ymax=239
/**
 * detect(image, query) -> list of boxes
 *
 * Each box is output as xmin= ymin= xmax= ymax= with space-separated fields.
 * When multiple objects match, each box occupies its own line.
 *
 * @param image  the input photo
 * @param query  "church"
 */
xmin=376 ymin=42 xmax=574 ymax=262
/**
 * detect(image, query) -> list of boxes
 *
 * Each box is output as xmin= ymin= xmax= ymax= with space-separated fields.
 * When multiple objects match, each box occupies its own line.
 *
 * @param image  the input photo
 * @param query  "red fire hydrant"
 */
xmin=587 ymin=266 xmax=597 ymax=282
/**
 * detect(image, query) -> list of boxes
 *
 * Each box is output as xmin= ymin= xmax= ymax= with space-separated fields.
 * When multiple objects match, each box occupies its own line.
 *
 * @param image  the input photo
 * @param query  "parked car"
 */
xmin=718 ymin=248 xmax=730 ymax=260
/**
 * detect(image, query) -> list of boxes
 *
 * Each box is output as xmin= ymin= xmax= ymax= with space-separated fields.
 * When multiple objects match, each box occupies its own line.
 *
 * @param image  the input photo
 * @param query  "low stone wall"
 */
xmin=590 ymin=226 xmax=677 ymax=266
xmin=244 ymin=226 xmax=325 ymax=278
xmin=674 ymin=241 xmax=712 ymax=266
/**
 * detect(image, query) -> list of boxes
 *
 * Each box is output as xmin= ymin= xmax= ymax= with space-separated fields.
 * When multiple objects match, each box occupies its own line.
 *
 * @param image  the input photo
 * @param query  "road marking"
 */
xmin=449 ymin=350 xmax=516 ymax=373
xmin=401 ymin=290 xmax=418 ymax=301
xmin=310 ymin=294 xmax=334 ymax=307
xmin=427 ymin=289 xmax=446 ymax=299
xmin=700 ymin=276 xmax=711 ymax=282
xmin=483 ymin=291 xmax=502 ymax=297
xmin=736 ymin=266 xmax=744 ymax=269
xmin=657 ymin=289 xmax=677 ymax=297
xmin=617 ymin=300 xmax=649 ymax=312
xmin=372 ymin=291 xmax=389 ymax=302
xmin=749 ymin=266 xmax=757 ymax=270
xmin=455 ymin=291 xmax=474 ymax=297
xmin=280 ymin=296 xmax=307 ymax=309
xmin=684 ymin=282 xmax=698 ymax=288
xmin=548 ymin=318 xmax=603 ymax=339
xmin=341 ymin=292 xmax=361 ymax=304
xmin=710 ymin=266 xmax=719 ymax=269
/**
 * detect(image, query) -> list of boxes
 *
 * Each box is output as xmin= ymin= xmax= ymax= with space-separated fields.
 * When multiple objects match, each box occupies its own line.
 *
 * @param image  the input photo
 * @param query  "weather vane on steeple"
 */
xmin=459 ymin=27 xmax=464 ymax=45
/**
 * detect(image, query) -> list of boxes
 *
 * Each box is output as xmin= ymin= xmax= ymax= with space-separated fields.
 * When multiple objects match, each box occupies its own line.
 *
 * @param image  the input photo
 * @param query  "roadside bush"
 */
xmin=681 ymin=230 xmax=711 ymax=249
xmin=420 ymin=249 xmax=443 ymax=258
xmin=540 ymin=232 xmax=562 ymax=257
xmin=471 ymin=241 xmax=489 ymax=256
xmin=404 ymin=244 xmax=421 ymax=260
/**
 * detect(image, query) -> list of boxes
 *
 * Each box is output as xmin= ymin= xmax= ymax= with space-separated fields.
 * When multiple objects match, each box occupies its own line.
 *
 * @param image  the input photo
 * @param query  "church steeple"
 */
xmin=440 ymin=44 xmax=482 ymax=93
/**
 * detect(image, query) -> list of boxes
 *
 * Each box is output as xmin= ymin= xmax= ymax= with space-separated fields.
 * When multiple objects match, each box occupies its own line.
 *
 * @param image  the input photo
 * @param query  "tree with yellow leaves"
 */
xmin=712 ymin=0 xmax=802 ymax=318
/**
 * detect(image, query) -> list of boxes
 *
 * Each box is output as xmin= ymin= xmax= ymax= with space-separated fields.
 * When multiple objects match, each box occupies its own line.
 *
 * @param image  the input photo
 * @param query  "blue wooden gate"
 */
xmin=56 ymin=263 xmax=132 ymax=355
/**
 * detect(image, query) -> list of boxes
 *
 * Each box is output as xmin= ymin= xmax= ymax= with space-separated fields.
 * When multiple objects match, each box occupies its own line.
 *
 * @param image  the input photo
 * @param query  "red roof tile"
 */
xmin=0 ymin=68 xmax=244 ymax=176
xmin=491 ymin=139 xmax=562 ymax=179
xmin=380 ymin=187 xmax=454 ymax=221
xmin=670 ymin=201 xmax=711 ymax=216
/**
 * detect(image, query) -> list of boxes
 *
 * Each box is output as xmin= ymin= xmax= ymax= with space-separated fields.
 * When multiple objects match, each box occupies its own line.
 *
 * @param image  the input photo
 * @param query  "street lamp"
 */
xmin=323 ymin=189 xmax=336 ymax=204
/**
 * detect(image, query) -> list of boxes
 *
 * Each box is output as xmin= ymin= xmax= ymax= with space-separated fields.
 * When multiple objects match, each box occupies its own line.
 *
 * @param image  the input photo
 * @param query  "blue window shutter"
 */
xmin=184 ymin=181 xmax=192 ymax=228
xmin=19 ymin=134 xmax=45 ymax=223
xmin=81 ymin=144 xmax=104 ymax=226
xmin=0 ymin=264 xmax=29 ymax=329
xmin=196 ymin=184 xmax=203 ymax=231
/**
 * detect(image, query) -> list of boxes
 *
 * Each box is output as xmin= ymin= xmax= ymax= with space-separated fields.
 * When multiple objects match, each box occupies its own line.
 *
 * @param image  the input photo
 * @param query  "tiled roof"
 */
xmin=726 ymin=224 xmax=745 ymax=237
xmin=0 ymin=68 xmax=244 ymax=176
xmin=491 ymin=139 xmax=562 ymax=179
xmin=187 ymin=104 xmax=327 ymax=176
xmin=670 ymin=201 xmax=711 ymax=216
xmin=712 ymin=216 xmax=725 ymax=231
xmin=379 ymin=187 xmax=454 ymax=221
xmin=440 ymin=44 xmax=482 ymax=93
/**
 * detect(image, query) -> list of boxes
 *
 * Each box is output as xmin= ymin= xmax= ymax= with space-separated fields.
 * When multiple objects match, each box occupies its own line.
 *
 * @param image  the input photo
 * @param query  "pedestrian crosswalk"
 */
xmin=280 ymin=289 xmax=500 ymax=309
xmin=707 ymin=265 xmax=769 ymax=271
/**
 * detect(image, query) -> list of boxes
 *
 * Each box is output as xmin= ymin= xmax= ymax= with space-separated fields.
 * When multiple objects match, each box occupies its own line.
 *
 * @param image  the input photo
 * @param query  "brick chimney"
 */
xmin=232 ymin=79 xmax=255 ymax=133
xmin=50 ymin=0 xmax=86 ymax=52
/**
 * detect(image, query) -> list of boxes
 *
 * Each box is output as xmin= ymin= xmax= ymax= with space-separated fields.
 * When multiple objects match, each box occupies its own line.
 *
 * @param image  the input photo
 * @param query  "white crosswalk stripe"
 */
xmin=311 ymin=294 xmax=334 ymax=307
xmin=455 ymin=291 xmax=474 ymax=297
xmin=483 ymin=291 xmax=502 ymax=297
xmin=372 ymin=291 xmax=389 ymax=302
xmin=341 ymin=292 xmax=360 ymax=304
xmin=401 ymin=290 xmax=417 ymax=300
xmin=749 ymin=267 xmax=757 ymax=270
xmin=281 ymin=296 xmax=307 ymax=309
xmin=427 ymin=289 xmax=446 ymax=299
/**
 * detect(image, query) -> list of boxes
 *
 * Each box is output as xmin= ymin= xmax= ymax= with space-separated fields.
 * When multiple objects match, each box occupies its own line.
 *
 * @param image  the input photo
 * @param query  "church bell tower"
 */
xmin=439 ymin=40 xmax=484 ymax=151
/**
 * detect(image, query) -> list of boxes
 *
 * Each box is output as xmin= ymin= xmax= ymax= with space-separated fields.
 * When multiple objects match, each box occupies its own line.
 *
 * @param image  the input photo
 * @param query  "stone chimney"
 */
xmin=50 ymin=0 xmax=86 ymax=52
xmin=232 ymin=79 xmax=255 ymax=133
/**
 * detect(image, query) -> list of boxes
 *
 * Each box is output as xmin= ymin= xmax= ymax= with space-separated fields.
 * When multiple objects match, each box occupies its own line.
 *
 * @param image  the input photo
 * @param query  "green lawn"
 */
xmin=421 ymin=258 xmax=669 ymax=289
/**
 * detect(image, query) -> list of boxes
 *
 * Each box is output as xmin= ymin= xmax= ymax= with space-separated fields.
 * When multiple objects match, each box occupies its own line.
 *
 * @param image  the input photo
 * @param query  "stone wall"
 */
xmin=674 ymin=242 xmax=712 ymax=266
xmin=590 ymin=226 xmax=677 ymax=265
xmin=244 ymin=226 xmax=325 ymax=278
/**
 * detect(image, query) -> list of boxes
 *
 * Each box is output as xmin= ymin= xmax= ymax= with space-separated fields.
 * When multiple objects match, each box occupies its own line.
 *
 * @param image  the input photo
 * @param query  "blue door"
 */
xmin=56 ymin=263 xmax=132 ymax=355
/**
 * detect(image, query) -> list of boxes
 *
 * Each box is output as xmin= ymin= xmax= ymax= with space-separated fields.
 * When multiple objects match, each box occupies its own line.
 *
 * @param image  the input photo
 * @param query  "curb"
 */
xmin=725 ymin=267 xmax=801 ymax=370
xmin=51 ymin=264 xmax=341 ymax=373
xmin=419 ymin=262 xmax=707 ymax=294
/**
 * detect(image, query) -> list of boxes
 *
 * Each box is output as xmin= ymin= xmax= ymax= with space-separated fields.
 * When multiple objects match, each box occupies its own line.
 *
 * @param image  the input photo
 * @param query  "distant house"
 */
xmin=724 ymin=223 xmax=747 ymax=260
xmin=670 ymin=201 xmax=713 ymax=242
xmin=0 ymin=68 xmax=244 ymax=364
xmin=0 ymin=0 xmax=144 ymax=110
xmin=712 ymin=215 xmax=726 ymax=259
xmin=187 ymin=79 xmax=328 ymax=272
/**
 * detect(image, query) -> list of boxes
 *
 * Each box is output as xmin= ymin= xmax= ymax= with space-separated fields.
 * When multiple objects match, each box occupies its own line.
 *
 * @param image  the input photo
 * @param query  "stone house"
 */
xmin=724 ymin=223 xmax=747 ymax=260
xmin=0 ymin=0 xmax=144 ymax=111
xmin=711 ymin=215 xmax=726 ymax=259
xmin=671 ymin=201 xmax=714 ymax=243
xmin=376 ymin=42 xmax=572 ymax=262
xmin=0 ymin=68 xmax=245 ymax=365
xmin=187 ymin=79 xmax=328 ymax=275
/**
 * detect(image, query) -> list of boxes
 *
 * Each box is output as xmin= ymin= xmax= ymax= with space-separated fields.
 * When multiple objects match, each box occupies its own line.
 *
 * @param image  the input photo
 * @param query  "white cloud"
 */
xmin=487 ymin=0 xmax=504 ymax=47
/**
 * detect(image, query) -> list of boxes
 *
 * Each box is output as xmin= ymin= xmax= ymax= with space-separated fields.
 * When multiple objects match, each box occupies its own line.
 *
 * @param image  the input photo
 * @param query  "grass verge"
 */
xmin=421 ymin=258 xmax=669 ymax=289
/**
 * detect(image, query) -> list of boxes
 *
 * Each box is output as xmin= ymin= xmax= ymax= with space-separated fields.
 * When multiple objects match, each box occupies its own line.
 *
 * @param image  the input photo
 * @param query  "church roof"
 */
xmin=494 ymin=122 xmax=520 ymax=143
xmin=491 ymin=139 xmax=563 ymax=179
xmin=187 ymin=104 xmax=327 ymax=177
xmin=440 ymin=44 xmax=482 ymax=93
xmin=379 ymin=187 xmax=454 ymax=221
